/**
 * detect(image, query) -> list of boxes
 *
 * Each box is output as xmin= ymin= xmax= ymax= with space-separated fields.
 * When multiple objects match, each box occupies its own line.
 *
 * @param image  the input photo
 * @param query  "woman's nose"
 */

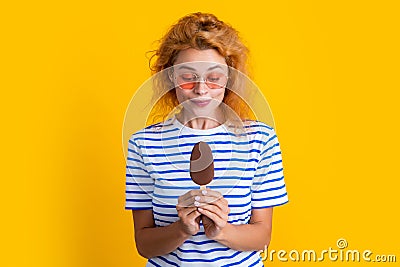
xmin=193 ymin=81 xmax=208 ymax=95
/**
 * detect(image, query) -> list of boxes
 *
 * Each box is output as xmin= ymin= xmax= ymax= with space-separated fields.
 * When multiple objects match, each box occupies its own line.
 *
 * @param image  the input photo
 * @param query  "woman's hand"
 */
xmin=196 ymin=188 xmax=230 ymax=240
xmin=176 ymin=190 xmax=202 ymax=236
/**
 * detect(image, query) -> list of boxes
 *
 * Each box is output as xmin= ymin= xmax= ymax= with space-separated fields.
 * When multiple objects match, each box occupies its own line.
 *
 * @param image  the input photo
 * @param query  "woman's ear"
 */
xmin=167 ymin=69 xmax=174 ymax=82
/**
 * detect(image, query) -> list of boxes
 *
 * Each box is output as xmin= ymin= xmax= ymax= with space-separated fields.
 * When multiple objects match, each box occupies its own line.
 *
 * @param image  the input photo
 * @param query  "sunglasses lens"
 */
xmin=176 ymin=72 xmax=227 ymax=89
xmin=179 ymin=82 xmax=196 ymax=90
xmin=177 ymin=73 xmax=196 ymax=90
xmin=205 ymin=72 xmax=227 ymax=89
xmin=206 ymin=82 xmax=222 ymax=89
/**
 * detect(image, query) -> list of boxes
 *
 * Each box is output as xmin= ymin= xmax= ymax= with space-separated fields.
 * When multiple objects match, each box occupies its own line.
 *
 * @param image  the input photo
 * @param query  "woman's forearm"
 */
xmin=214 ymin=222 xmax=271 ymax=251
xmin=135 ymin=220 xmax=189 ymax=259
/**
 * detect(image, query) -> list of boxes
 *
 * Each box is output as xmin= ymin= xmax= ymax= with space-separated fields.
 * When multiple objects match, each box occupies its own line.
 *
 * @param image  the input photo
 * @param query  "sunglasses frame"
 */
xmin=171 ymin=69 xmax=229 ymax=90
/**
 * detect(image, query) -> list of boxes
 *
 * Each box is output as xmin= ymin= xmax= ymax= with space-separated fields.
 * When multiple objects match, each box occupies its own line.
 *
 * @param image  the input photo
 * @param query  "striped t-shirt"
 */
xmin=125 ymin=116 xmax=289 ymax=266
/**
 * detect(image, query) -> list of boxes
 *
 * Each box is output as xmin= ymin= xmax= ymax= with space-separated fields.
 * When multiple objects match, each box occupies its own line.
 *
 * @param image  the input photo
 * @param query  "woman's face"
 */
xmin=172 ymin=48 xmax=228 ymax=117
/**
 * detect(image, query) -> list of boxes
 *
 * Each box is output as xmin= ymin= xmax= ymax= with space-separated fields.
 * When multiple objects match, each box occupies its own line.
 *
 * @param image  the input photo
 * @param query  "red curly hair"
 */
xmin=147 ymin=12 xmax=255 ymax=125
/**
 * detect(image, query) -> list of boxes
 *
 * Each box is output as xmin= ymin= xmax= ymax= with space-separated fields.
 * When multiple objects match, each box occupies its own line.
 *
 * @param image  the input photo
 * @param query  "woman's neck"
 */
xmin=176 ymin=108 xmax=226 ymax=130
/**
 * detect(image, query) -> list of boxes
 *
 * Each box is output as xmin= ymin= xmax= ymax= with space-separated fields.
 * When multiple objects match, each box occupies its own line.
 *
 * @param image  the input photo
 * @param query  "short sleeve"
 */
xmin=251 ymin=129 xmax=289 ymax=209
xmin=125 ymin=135 xmax=154 ymax=210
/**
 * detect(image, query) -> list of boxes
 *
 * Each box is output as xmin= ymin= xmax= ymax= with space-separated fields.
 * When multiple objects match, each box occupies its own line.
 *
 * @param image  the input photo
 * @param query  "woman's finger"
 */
xmin=196 ymin=195 xmax=219 ymax=205
xmin=177 ymin=206 xmax=197 ymax=217
xmin=186 ymin=209 xmax=201 ymax=222
xmin=197 ymin=207 xmax=227 ymax=228
xmin=177 ymin=197 xmax=196 ymax=208
xmin=198 ymin=204 xmax=229 ymax=222
xmin=213 ymin=197 xmax=230 ymax=214
xmin=201 ymin=188 xmax=223 ymax=198
xmin=178 ymin=189 xmax=203 ymax=204
xmin=197 ymin=195 xmax=230 ymax=214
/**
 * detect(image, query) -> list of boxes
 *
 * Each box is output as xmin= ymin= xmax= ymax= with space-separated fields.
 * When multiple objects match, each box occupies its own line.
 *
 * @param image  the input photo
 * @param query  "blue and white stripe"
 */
xmin=125 ymin=116 xmax=288 ymax=266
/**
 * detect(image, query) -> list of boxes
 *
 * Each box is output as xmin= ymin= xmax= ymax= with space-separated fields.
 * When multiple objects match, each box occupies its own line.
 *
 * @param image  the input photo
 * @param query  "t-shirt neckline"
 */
xmin=171 ymin=115 xmax=228 ymax=134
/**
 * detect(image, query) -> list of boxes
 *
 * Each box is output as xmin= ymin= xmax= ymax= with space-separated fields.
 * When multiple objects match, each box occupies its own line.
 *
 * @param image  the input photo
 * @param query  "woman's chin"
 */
xmin=184 ymin=105 xmax=221 ymax=118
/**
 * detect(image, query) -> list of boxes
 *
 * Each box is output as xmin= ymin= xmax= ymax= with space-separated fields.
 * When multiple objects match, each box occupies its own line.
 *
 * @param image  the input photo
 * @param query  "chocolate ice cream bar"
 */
xmin=190 ymin=141 xmax=214 ymax=188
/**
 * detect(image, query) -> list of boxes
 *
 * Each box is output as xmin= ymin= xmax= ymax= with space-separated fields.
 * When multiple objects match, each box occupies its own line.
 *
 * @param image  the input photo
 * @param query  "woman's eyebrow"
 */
xmin=177 ymin=65 xmax=225 ymax=71
xmin=207 ymin=65 xmax=224 ymax=71
xmin=177 ymin=66 xmax=197 ymax=71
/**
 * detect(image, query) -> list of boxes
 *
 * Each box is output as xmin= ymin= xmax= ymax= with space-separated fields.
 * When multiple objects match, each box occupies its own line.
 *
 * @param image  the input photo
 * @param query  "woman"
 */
xmin=125 ymin=12 xmax=288 ymax=266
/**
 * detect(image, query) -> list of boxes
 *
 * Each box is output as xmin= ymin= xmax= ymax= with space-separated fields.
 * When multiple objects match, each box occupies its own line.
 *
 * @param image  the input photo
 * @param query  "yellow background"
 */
xmin=1 ymin=0 xmax=399 ymax=266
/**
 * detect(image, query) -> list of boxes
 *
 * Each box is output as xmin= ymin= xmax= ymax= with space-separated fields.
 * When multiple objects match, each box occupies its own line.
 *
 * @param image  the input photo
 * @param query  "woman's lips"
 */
xmin=190 ymin=99 xmax=212 ymax=107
